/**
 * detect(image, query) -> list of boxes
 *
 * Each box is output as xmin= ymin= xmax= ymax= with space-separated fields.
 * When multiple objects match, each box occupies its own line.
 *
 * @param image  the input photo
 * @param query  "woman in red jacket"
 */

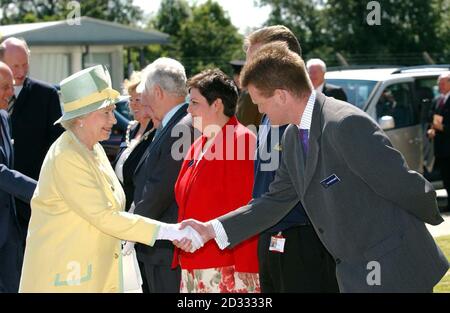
xmin=174 ymin=69 xmax=259 ymax=293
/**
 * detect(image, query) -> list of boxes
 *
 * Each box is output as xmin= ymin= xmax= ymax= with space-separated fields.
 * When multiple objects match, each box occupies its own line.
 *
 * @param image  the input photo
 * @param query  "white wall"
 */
xmin=29 ymin=45 xmax=124 ymax=90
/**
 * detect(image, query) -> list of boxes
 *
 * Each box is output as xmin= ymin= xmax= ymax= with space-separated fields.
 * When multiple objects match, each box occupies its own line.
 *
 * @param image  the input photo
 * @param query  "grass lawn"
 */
xmin=434 ymin=235 xmax=450 ymax=293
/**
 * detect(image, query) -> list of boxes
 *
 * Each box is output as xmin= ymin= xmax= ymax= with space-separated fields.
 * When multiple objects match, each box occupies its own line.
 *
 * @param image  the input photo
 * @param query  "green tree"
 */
xmin=258 ymin=0 xmax=448 ymax=66
xmin=0 ymin=0 xmax=142 ymax=26
xmin=257 ymin=0 xmax=328 ymax=59
xmin=177 ymin=0 xmax=244 ymax=75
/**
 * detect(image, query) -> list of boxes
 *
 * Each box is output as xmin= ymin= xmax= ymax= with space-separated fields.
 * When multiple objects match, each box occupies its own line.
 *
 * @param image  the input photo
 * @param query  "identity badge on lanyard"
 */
xmin=269 ymin=232 xmax=286 ymax=253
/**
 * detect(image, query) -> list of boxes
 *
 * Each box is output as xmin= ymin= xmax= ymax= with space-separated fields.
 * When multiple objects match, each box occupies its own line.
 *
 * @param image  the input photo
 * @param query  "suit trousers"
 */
xmin=138 ymin=261 xmax=181 ymax=293
xmin=0 ymin=221 xmax=24 ymax=293
xmin=258 ymin=225 xmax=339 ymax=293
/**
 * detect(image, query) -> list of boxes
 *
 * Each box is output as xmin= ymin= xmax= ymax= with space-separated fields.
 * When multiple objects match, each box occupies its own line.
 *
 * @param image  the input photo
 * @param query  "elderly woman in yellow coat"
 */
xmin=19 ymin=65 xmax=201 ymax=292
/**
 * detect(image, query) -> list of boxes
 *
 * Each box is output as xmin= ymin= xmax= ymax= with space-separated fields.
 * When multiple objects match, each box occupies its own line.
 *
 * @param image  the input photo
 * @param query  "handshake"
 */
xmin=122 ymin=219 xmax=216 ymax=255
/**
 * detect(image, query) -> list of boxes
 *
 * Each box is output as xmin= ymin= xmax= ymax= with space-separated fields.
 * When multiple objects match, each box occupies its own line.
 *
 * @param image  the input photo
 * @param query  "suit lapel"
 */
xmin=11 ymin=78 xmax=31 ymax=119
xmin=303 ymin=94 xmax=325 ymax=193
xmin=135 ymin=103 xmax=188 ymax=174
xmin=0 ymin=112 xmax=12 ymax=166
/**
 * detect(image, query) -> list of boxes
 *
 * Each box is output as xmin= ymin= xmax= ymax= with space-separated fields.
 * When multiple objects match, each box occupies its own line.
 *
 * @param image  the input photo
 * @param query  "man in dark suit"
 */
xmin=306 ymin=58 xmax=347 ymax=102
xmin=126 ymin=57 xmax=196 ymax=293
xmin=180 ymin=43 xmax=449 ymax=292
xmin=245 ymin=25 xmax=338 ymax=292
xmin=0 ymin=38 xmax=63 ymax=236
xmin=427 ymin=72 xmax=450 ymax=211
xmin=0 ymin=61 xmax=36 ymax=292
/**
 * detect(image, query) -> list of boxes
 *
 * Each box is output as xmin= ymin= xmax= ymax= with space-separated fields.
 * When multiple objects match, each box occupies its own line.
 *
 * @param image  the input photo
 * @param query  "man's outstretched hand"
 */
xmin=174 ymin=219 xmax=216 ymax=253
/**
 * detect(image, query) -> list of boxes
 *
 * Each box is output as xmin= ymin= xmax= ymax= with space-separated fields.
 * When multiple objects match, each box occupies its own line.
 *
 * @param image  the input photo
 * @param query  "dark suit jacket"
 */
xmin=323 ymin=83 xmax=347 ymax=102
xmin=432 ymin=96 xmax=450 ymax=158
xmin=112 ymin=121 xmax=155 ymax=211
xmin=0 ymin=110 xmax=37 ymax=244
xmin=219 ymin=93 xmax=449 ymax=292
xmin=253 ymin=119 xmax=310 ymax=232
xmin=133 ymin=103 xmax=196 ymax=265
xmin=10 ymin=77 xmax=63 ymax=232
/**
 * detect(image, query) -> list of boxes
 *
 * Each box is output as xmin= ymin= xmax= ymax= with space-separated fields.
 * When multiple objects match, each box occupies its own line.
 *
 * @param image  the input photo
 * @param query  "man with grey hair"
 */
xmin=306 ymin=58 xmax=347 ymax=102
xmin=127 ymin=57 xmax=196 ymax=293
xmin=0 ymin=37 xmax=63 ymax=238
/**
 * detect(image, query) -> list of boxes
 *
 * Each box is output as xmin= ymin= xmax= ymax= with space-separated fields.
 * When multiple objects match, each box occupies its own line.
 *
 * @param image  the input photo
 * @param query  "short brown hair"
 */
xmin=188 ymin=68 xmax=238 ymax=117
xmin=241 ymin=42 xmax=312 ymax=98
xmin=244 ymin=25 xmax=302 ymax=56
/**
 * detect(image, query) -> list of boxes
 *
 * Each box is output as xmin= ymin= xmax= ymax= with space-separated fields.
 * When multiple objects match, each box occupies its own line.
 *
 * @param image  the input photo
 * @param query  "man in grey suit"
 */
xmin=0 ymin=61 xmax=36 ymax=292
xmin=178 ymin=43 xmax=449 ymax=292
xmin=124 ymin=57 xmax=196 ymax=293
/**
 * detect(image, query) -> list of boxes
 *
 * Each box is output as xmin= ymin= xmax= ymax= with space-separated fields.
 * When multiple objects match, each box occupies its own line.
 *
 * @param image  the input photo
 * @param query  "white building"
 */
xmin=0 ymin=17 xmax=169 ymax=90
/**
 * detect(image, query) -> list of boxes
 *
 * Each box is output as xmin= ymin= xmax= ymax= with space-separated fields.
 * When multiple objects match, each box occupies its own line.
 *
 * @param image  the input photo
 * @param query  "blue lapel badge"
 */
xmin=320 ymin=174 xmax=340 ymax=189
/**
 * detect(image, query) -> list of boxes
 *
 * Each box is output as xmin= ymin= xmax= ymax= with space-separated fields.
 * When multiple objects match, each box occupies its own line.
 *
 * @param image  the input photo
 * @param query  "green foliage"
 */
xmin=434 ymin=235 xmax=450 ymax=292
xmin=146 ymin=0 xmax=243 ymax=76
xmin=0 ymin=0 xmax=142 ymax=26
xmin=257 ymin=0 xmax=449 ymax=66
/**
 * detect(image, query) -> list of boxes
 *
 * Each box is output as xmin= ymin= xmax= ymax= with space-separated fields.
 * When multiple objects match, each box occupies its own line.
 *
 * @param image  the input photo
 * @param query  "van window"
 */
xmin=376 ymin=83 xmax=415 ymax=128
xmin=326 ymin=79 xmax=376 ymax=109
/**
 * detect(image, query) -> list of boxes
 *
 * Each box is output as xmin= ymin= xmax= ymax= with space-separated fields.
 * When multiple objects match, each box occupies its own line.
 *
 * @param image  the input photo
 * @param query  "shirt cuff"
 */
xmin=211 ymin=219 xmax=230 ymax=250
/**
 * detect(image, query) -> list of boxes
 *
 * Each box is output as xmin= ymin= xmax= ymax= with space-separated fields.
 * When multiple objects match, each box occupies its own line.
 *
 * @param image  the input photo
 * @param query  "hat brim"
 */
xmin=54 ymin=96 xmax=123 ymax=125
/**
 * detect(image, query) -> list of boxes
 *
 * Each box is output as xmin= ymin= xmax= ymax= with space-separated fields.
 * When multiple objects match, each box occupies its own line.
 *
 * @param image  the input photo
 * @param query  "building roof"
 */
xmin=0 ymin=17 xmax=169 ymax=46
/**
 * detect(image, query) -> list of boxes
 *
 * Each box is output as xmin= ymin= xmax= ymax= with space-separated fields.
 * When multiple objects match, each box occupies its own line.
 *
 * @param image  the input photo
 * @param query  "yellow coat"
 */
xmin=19 ymin=131 xmax=159 ymax=292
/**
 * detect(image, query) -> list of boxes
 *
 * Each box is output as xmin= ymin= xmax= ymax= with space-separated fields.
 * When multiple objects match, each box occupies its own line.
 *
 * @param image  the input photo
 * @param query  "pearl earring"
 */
xmin=79 ymin=122 xmax=84 ymax=128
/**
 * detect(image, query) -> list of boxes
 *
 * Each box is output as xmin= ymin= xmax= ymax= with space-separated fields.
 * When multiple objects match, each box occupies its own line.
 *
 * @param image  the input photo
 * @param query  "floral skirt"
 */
xmin=180 ymin=266 xmax=260 ymax=293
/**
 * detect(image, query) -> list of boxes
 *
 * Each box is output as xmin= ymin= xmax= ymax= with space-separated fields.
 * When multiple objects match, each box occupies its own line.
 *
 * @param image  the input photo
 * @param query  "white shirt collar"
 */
xmin=444 ymin=91 xmax=450 ymax=103
xmin=161 ymin=102 xmax=185 ymax=128
xmin=298 ymin=91 xmax=316 ymax=130
xmin=315 ymin=83 xmax=324 ymax=93
xmin=14 ymin=85 xmax=23 ymax=98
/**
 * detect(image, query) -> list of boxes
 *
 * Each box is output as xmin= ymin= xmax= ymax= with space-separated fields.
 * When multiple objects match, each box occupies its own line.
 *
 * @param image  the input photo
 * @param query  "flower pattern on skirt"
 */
xmin=180 ymin=266 xmax=260 ymax=293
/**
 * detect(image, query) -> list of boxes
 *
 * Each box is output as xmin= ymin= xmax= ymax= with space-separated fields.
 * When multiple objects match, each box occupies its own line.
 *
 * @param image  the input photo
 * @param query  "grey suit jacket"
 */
xmin=133 ymin=103 xmax=196 ymax=265
xmin=219 ymin=93 xmax=449 ymax=292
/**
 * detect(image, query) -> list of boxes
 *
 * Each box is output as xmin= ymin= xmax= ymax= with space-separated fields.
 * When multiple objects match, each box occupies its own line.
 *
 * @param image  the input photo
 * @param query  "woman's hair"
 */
xmin=123 ymin=71 xmax=142 ymax=95
xmin=188 ymin=68 xmax=239 ymax=118
xmin=60 ymin=117 xmax=81 ymax=130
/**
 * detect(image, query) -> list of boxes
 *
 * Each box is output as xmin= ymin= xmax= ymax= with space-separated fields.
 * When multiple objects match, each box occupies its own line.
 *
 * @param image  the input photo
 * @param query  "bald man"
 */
xmin=0 ymin=61 xmax=36 ymax=292
xmin=0 ymin=38 xmax=63 ymax=236
xmin=306 ymin=58 xmax=347 ymax=102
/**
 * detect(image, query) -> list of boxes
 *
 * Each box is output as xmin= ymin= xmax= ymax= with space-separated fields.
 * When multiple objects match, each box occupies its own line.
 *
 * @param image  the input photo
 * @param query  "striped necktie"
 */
xmin=7 ymin=95 xmax=16 ymax=116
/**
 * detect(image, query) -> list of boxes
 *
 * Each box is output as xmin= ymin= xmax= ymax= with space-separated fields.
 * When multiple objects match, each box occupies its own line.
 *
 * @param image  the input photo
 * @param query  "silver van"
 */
xmin=325 ymin=65 xmax=450 ymax=176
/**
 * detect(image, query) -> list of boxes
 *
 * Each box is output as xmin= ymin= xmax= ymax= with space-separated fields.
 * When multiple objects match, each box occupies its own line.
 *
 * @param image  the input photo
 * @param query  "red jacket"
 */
xmin=173 ymin=116 xmax=258 ymax=272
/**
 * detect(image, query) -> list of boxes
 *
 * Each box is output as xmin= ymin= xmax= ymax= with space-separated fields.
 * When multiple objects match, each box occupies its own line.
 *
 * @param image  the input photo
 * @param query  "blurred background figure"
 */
xmin=427 ymin=72 xmax=450 ymax=212
xmin=306 ymin=58 xmax=347 ymax=102
xmin=230 ymin=59 xmax=262 ymax=133
xmin=174 ymin=68 xmax=259 ymax=293
xmin=113 ymin=71 xmax=160 ymax=212
xmin=0 ymin=37 xmax=63 ymax=239
xmin=0 ymin=61 xmax=36 ymax=293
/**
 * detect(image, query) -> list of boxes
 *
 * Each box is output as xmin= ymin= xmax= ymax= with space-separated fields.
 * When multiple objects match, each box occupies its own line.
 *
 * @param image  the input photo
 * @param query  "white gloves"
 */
xmin=121 ymin=223 xmax=204 ymax=256
xmin=157 ymin=223 xmax=204 ymax=252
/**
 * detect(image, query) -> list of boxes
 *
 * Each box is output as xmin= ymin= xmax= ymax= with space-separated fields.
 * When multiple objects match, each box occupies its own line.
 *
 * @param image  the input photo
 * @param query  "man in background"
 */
xmin=306 ymin=58 xmax=347 ymax=102
xmin=0 ymin=37 xmax=63 ymax=237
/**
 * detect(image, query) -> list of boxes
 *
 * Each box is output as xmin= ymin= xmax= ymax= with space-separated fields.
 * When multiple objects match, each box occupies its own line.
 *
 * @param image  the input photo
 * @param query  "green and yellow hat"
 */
xmin=54 ymin=65 xmax=123 ymax=124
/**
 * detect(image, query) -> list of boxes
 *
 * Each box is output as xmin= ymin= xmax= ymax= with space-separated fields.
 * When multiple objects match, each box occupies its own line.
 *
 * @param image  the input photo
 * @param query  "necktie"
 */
xmin=299 ymin=128 xmax=309 ymax=160
xmin=7 ymin=95 xmax=16 ymax=116
xmin=152 ymin=126 xmax=163 ymax=142
xmin=437 ymin=97 xmax=445 ymax=110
